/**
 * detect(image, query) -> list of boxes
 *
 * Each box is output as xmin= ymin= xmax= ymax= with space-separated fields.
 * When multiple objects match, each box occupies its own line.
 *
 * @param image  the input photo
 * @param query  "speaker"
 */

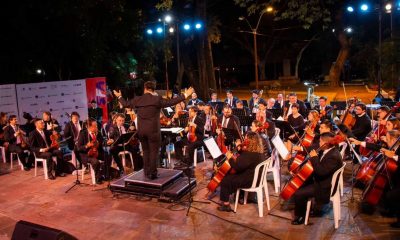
xmin=12 ymin=220 xmax=78 ymax=240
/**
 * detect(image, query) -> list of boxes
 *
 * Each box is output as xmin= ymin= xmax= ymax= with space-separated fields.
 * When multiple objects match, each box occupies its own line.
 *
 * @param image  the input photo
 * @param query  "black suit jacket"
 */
xmin=119 ymin=93 xmax=186 ymax=136
xmin=108 ymin=124 xmax=131 ymax=142
xmin=187 ymin=98 xmax=203 ymax=107
xmin=314 ymin=105 xmax=333 ymax=121
xmin=4 ymin=125 xmax=19 ymax=144
xmin=310 ymin=147 xmax=343 ymax=204
xmin=224 ymin=97 xmax=239 ymax=108
xmin=274 ymin=100 xmax=284 ymax=109
xmin=218 ymin=115 xmax=241 ymax=131
xmin=188 ymin=115 xmax=205 ymax=140
xmin=248 ymin=98 xmax=266 ymax=111
xmin=29 ymin=129 xmax=52 ymax=153
xmin=63 ymin=121 xmax=84 ymax=150
xmin=76 ymin=129 xmax=104 ymax=155
xmin=284 ymin=100 xmax=308 ymax=117
xmin=352 ymin=114 xmax=372 ymax=140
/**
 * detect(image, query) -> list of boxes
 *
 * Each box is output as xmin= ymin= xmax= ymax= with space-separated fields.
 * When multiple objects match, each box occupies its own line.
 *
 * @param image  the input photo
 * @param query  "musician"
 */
xmin=217 ymin=131 xmax=264 ymax=212
xmin=187 ymin=92 xmax=203 ymax=107
xmin=29 ymin=119 xmax=65 ymax=180
xmin=249 ymin=89 xmax=266 ymax=113
xmin=208 ymin=92 xmax=221 ymax=103
xmin=197 ymin=102 xmax=206 ymax=119
xmin=266 ymin=98 xmax=276 ymax=110
xmin=286 ymin=103 xmax=306 ymax=142
xmin=174 ymin=106 xmax=205 ymax=166
xmin=108 ymin=113 xmax=142 ymax=174
xmin=4 ymin=115 xmax=32 ymax=170
xmin=171 ymin=103 xmax=187 ymax=127
xmin=203 ymin=104 xmax=217 ymax=136
xmin=88 ymin=100 xmax=103 ymax=126
xmin=101 ymin=111 xmax=117 ymax=138
xmin=292 ymin=119 xmax=334 ymax=154
xmin=114 ymin=81 xmax=193 ymax=179
xmin=217 ymin=105 xmax=241 ymax=145
xmin=291 ymin=132 xmax=343 ymax=224
xmin=63 ymin=112 xmax=84 ymax=166
xmin=284 ymin=92 xmax=308 ymax=118
xmin=250 ymin=120 xmax=272 ymax=158
xmin=77 ymin=119 xmax=104 ymax=184
xmin=351 ymin=103 xmax=372 ymax=141
xmin=0 ymin=112 xmax=7 ymax=147
xmin=235 ymin=100 xmax=251 ymax=116
xmin=380 ymin=118 xmax=400 ymax=144
xmin=42 ymin=111 xmax=61 ymax=132
xmin=274 ymin=93 xmax=284 ymax=109
xmin=22 ymin=112 xmax=35 ymax=136
xmin=224 ymin=89 xmax=238 ymax=108
xmin=255 ymin=102 xmax=273 ymax=122
xmin=315 ymin=96 xmax=333 ymax=121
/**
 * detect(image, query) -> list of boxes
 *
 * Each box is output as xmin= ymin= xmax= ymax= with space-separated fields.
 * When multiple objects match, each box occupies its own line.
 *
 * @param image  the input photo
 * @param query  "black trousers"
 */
xmin=36 ymin=149 xmax=64 ymax=174
xmin=293 ymin=184 xmax=315 ymax=218
xmin=79 ymin=153 xmax=101 ymax=179
xmin=8 ymin=144 xmax=32 ymax=167
xmin=220 ymin=174 xmax=253 ymax=202
xmin=174 ymin=138 xmax=204 ymax=165
xmin=138 ymin=132 xmax=161 ymax=176
xmin=386 ymin=187 xmax=400 ymax=219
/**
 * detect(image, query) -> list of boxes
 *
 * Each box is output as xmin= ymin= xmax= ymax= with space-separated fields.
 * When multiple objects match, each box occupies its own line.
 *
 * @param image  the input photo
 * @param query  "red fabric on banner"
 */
xmin=86 ymin=77 xmax=108 ymax=124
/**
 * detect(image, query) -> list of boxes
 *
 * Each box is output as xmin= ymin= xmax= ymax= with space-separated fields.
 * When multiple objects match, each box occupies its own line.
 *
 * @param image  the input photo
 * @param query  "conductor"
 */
xmin=113 ymin=81 xmax=194 ymax=179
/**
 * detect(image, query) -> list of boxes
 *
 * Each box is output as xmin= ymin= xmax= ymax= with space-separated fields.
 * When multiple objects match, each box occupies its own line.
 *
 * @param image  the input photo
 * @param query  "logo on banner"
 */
xmin=63 ymin=107 xmax=73 ymax=110
xmin=21 ymin=96 xmax=33 ymax=100
xmin=1 ymin=95 xmax=11 ymax=98
xmin=48 ymin=94 xmax=58 ymax=97
xmin=50 ymin=85 xmax=57 ymax=90
xmin=39 ymin=86 xmax=47 ymax=90
xmin=35 ymin=95 xmax=45 ymax=99
xmin=56 ymin=101 xmax=65 ymax=103
xmin=73 ymin=92 xmax=82 ymax=95
xmin=30 ymin=103 xmax=38 ymax=106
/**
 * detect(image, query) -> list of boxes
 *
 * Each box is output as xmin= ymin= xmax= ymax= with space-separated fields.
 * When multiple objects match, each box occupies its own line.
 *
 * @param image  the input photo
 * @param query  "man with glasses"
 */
xmin=351 ymin=103 xmax=372 ymax=141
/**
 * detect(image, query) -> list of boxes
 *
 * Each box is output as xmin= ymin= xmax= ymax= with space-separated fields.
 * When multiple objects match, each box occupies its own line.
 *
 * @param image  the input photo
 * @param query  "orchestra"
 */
xmin=1 ymin=80 xmax=400 ymax=230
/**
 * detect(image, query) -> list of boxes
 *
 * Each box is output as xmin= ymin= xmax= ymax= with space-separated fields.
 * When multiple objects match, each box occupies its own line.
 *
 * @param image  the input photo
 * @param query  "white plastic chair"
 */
xmin=193 ymin=146 xmax=206 ymax=167
xmin=274 ymin=128 xmax=280 ymax=137
xmin=80 ymin=163 xmax=96 ymax=185
xmin=118 ymin=151 xmax=134 ymax=169
xmin=266 ymin=149 xmax=281 ymax=193
xmin=234 ymin=158 xmax=271 ymax=217
xmin=33 ymin=153 xmax=57 ymax=180
xmin=0 ymin=146 xmax=6 ymax=163
xmin=338 ymin=142 xmax=348 ymax=160
xmin=10 ymin=152 xmax=25 ymax=170
xmin=305 ymin=162 xmax=346 ymax=228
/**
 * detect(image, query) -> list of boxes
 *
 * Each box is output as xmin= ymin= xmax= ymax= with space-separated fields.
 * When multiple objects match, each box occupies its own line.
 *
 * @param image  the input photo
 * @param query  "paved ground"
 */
xmin=1 ymin=156 xmax=400 ymax=240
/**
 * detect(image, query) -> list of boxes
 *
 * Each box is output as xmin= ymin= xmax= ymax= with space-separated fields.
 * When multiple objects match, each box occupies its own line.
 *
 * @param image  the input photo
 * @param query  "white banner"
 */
xmin=16 ymin=80 xmax=89 ymax=130
xmin=0 ymin=84 xmax=18 ymax=116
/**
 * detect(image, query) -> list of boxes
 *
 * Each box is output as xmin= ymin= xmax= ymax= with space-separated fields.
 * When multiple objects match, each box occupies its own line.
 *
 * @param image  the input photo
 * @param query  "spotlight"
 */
xmin=164 ymin=15 xmax=172 ymax=23
xmin=169 ymin=27 xmax=174 ymax=33
xmin=360 ymin=3 xmax=369 ymax=12
xmin=36 ymin=69 xmax=42 ymax=74
xmin=156 ymin=27 xmax=163 ymax=33
xmin=195 ymin=23 xmax=202 ymax=29
xmin=183 ymin=24 xmax=190 ymax=30
xmin=266 ymin=6 xmax=274 ymax=12
xmin=385 ymin=3 xmax=392 ymax=12
xmin=345 ymin=27 xmax=353 ymax=33
xmin=347 ymin=6 xmax=354 ymax=12
xmin=146 ymin=29 xmax=153 ymax=35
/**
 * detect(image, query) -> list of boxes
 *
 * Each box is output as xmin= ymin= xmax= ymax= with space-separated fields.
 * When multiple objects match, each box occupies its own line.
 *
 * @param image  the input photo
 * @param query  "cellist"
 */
xmin=291 ymin=132 xmax=342 ymax=225
xmin=174 ymin=106 xmax=205 ymax=167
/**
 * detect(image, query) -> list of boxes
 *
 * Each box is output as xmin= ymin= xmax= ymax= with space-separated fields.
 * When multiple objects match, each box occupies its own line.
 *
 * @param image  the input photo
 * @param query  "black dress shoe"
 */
xmin=48 ymin=174 xmax=56 ymax=180
xmin=291 ymin=216 xmax=305 ymax=225
xmin=23 ymin=166 xmax=31 ymax=171
xmin=56 ymin=172 xmax=66 ymax=177
xmin=217 ymin=204 xmax=233 ymax=212
xmin=96 ymin=178 xmax=103 ymax=184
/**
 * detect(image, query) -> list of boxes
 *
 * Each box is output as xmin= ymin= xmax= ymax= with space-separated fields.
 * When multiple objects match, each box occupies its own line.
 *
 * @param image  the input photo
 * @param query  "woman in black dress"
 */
xmin=286 ymin=103 xmax=305 ymax=142
xmin=217 ymin=131 xmax=265 ymax=212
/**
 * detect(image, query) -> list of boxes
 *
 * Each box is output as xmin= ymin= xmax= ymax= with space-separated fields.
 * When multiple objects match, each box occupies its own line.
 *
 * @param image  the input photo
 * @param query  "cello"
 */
xmin=187 ymin=117 xmax=197 ymax=143
xmin=362 ymin=136 xmax=400 ymax=205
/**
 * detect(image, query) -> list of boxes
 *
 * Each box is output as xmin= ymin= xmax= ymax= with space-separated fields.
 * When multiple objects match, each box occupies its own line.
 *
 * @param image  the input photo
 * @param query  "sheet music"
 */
xmin=160 ymin=127 xmax=184 ymax=134
xmin=165 ymin=107 xmax=174 ymax=113
xmin=271 ymin=134 xmax=289 ymax=159
xmin=276 ymin=116 xmax=284 ymax=121
xmin=203 ymin=137 xmax=223 ymax=159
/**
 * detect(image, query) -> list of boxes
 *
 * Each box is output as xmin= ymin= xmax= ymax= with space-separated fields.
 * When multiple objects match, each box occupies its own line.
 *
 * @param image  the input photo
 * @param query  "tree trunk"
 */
xmin=295 ymin=34 xmax=319 ymax=79
xmin=329 ymin=32 xmax=351 ymax=87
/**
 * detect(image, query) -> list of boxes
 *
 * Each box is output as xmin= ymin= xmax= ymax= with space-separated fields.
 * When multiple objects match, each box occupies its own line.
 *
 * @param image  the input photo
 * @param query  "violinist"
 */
xmin=171 ymin=103 xmax=187 ymax=127
xmin=63 ymin=112 xmax=84 ymax=166
xmin=203 ymin=104 xmax=217 ymax=136
xmin=315 ymin=96 xmax=333 ymax=121
xmin=291 ymin=132 xmax=343 ymax=225
xmin=255 ymin=102 xmax=273 ymax=123
xmin=351 ymin=103 xmax=372 ymax=141
xmin=224 ymin=89 xmax=239 ymax=108
xmin=187 ymin=92 xmax=203 ymax=108
xmin=29 ymin=119 xmax=65 ymax=180
xmin=249 ymin=89 xmax=266 ymax=113
xmin=284 ymin=92 xmax=308 ymax=118
xmin=380 ymin=118 xmax=400 ymax=144
xmin=174 ymin=106 xmax=205 ymax=166
xmin=77 ymin=119 xmax=104 ymax=184
xmin=42 ymin=111 xmax=61 ymax=132
xmin=197 ymin=102 xmax=206 ymax=119
xmin=235 ymin=100 xmax=251 ymax=116
xmin=109 ymin=114 xmax=142 ymax=173
xmin=217 ymin=105 xmax=241 ymax=145
xmin=4 ymin=115 xmax=32 ymax=171
xmin=250 ymin=120 xmax=272 ymax=159
xmin=217 ymin=131 xmax=264 ymax=212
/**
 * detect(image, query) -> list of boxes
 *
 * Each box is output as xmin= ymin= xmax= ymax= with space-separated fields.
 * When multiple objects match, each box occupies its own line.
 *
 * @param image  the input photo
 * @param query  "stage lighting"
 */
xmin=36 ymin=69 xmax=42 ymax=74
xmin=360 ymin=3 xmax=369 ymax=12
xmin=195 ymin=23 xmax=202 ymax=29
xmin=345 ymin=27 xmax=353 ymax=33
xmin=164 ymin=15 xmax=172 ymax=23
xmin=169 ymin=27 xmax=174 ymax=33
xmin=385 ymin=3 xmax=392 ymax=12
xmin=347 ymin=6 xmax=354 ymax=12
xmin=183 ymin=24 xmax=191 ymax=30
xmin=146 ymin=29 xmax=153 ymax=35
xmin=156 ymin=27 xmax=163 ymax=33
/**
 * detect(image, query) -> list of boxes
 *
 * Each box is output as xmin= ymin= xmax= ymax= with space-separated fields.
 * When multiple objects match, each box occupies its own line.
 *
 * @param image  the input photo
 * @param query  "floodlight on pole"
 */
xmin=183 ymin=24 xmax=190 ymax=30
xmin=347 ymin=6 xmax=354 ymax=12
xmin=164 ymin=15 xmax=172 ymax=23
xmin=195 ymin=23 xmax=202 ymax=29
xmin=36 ymin=69 xmax=42 ymax=74
xmin=169 ymin=27 xmax=174 ymax=33
xmin=156 ymin=27 xmax=163 ymax=33
xmin=385 ymin=3 xmax=392 ymax=12
xmin=360 ymin=3 xmax=369 ymax=12
xmin=146 ymin=29 xmax=153 ymax=35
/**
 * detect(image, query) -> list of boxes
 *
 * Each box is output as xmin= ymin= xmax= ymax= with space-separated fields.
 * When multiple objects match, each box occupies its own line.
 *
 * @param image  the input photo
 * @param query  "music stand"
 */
xmin=178 ymin=114 xmax=189 ymax=128
xmin=210 ymin=102 xmax=224 ymax=114
xmin=274 ymin=120 xmax=292 ymax=140
xmin=221 ymin=128 xmax=240 ymax=146
xmin=269 ymin=109 xmax=283 ymax=120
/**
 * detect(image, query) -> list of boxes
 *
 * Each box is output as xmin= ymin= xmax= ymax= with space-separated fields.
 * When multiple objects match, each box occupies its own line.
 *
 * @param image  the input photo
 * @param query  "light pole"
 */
xmin=239 ymin=6 xmax=274 ymax=90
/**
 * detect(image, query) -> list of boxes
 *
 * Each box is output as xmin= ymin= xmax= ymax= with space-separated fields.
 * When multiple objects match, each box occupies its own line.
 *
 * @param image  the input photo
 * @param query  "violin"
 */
xmin=216 ymin=123 xmax=227 ymax=154
xmin=49 ymin=122 xmax=60 ymax=149
xmin=187 ymin=117 xmax=197 ymax=143
xmin=87 ymin=132 xmax=99 ymax=158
